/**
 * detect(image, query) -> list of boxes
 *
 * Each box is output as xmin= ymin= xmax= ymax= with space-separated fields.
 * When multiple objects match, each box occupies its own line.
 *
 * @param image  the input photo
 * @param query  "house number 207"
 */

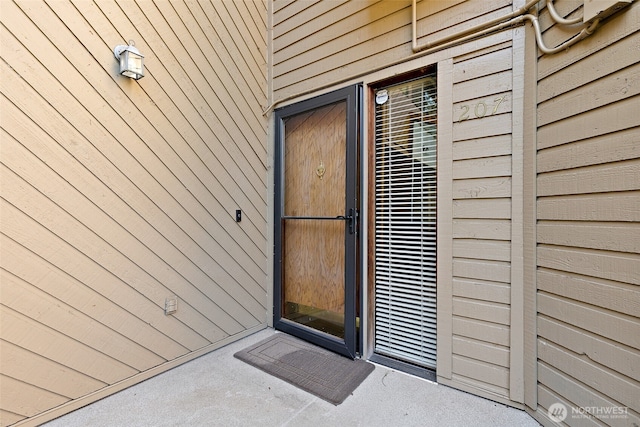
xmin=457 ymin=94 xmax=507 ymax=122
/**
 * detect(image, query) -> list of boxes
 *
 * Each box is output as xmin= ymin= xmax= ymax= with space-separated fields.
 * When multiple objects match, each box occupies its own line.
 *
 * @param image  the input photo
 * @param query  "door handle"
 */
xmin=283 ymin=215 xmax=347 ymax=220
xmin=346 ymin=208 xmax=358 ymax=235
xmin=283 ymin=210 xmax=358 ymax=234
xmin=336 ymin=209 xmax=358 ymax=234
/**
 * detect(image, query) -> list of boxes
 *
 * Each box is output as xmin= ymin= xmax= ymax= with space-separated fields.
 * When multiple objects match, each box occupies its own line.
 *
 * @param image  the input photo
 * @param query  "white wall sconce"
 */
xmin=113 ymin=40 xmax=144 ymax=80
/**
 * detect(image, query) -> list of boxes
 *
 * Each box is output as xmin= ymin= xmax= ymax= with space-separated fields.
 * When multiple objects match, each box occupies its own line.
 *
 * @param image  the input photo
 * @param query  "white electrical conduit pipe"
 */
xmin=263 ymin=0 xmax=598 ymax=115
xmin=412 ymin=0 xmax=540 ymax=52
xmin=412 ymin=0 xmax=597 ymax=53
xmin=546 ymin=0 xmax=583 ymax=25
xmin=412 ymin=10 xmax=599 ymax=56
xmin=522 ymin=14 xmax=599 ymax=54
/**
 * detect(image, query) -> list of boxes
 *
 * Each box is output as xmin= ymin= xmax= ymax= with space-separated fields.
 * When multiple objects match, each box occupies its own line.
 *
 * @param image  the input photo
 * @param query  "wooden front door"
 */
xmin=274 ymin=85 xmax=360 ymax=358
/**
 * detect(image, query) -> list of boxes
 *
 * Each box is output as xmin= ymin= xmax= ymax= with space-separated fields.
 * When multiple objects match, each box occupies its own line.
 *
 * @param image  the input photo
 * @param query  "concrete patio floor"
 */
xmin=43 ymin=328 xmax=540 ymax=427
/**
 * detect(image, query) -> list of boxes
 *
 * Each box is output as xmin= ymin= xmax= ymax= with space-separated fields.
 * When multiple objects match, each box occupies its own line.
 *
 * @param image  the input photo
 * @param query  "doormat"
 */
xmin=234 ymin=334 xmax=374 ymax=405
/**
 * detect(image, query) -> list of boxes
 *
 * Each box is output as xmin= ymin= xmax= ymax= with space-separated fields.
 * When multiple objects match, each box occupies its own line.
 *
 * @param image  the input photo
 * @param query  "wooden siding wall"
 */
xmin=448 ymin=33 xmax=517 ymax=403
xmin=272 ymin=0 xmax=470 ymax=99
xmin=0 ymin=1 xmax=267 ymax=425
xmin=273 ymin=0 xmax=526 ymax=406
xmin=533 ymin=1 xmax=640 ymax=425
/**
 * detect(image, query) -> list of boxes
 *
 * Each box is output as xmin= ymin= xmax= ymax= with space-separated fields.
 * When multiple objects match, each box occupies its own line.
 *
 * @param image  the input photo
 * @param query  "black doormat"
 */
xmin=234 ymin=334 xmax=374 ymax=405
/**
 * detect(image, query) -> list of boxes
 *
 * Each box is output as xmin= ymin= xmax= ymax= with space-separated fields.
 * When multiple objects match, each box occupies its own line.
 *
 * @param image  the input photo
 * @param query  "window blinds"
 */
xmin=374 ymin=75 xmax=437 ymax=368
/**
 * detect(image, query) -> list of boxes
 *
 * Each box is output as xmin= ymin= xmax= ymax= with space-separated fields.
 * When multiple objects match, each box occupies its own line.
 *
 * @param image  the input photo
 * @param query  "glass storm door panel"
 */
xmin=274 ymin=85 xmax=360 ymax=359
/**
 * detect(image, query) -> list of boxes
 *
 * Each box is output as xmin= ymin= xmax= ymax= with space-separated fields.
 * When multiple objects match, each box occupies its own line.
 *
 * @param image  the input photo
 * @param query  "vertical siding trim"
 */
xmin=267 ymin=0 xmax=275 ymax=111
xmin=522 ymin=19 xmax=538 ymax=412
xmin=437 ymin=58 xmax=454 ymax=380
xmin=360 ymin=86 xmax=370 ymax=357
xmin=266 ymin=0 xmax=275 ymax=329
xmin=509 ymin=24 xmax=525 ymax=404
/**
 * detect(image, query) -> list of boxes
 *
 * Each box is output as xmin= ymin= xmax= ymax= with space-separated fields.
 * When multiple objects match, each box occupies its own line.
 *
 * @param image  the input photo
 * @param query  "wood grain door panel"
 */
xmin=274 ymin=85 xmax=360 ymax=358
xmin=283 ymin=102 xmax=346 ymax=315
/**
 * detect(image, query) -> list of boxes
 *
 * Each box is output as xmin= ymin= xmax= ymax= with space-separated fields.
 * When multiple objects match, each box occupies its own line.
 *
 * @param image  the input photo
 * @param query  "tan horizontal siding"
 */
xmin=453 ymin=259 xmax=511 ymax=284
xmin=538 ymin=246 xmax=639 ymax=285
xmin=0 ymin=267 xmax=179 ymax=368
xmin=0 ymin=409 xmax=22 ymax=427
xmin=537 ymin=159 xmax=640 ymax=196
xmin=1 ymin=237 xmax=197 ymax=359
xmin=453 ymin=113 xmax=513 ymax=141
xmin=453 ymin=239 xmax=511 ymax=262
xmin=538 ymin=32 xmax=640 ymax=103
xmin=0 ymin=305 xmax=136 ymax=384
xmin=453 ymin=297 xmax=511 ymax=325
xmin=273 ymin=9 xmax=409 ymax=94
xmin=453 ymin=278 xmax=511 ymax=304
xmin=534 ymin=2 xmax=640 ymax=424
xmin=274 ymin=0 xmax=370 ymax=54
xmin=453 ymin=177 xmax=512 ymax=200
xmin=453 ymin=219 xmax=512 ymax=240
xmin=453 ymin=198 xmax=512 ymax=219
xmin=453 ymin=156 xmax=512 ymax=179
xmin=1 ymin=73 xmax=266 ymax=300
xmin=452 ymin=317 xmax=510 ymax=348
xmin=537 ymin=95 xmax=638 ymax=150
xmin=537 ymin=365 xmax=640 ymax=427
xmin=0 ymin=340 xmax=105 ymax=400
xmin=538 ymin=292 xmax=640 ymax=350
xmin=536 ymin=127 xmax=639 ymax=173
xmin=452 ymin=336 xmax=510 ymax=367
xmin=538 ymin=338 xmax=639 ymax=411
xmin=451 ymin=372 xmax=510 ymax=399
xmin=448 ymin=38 xmax=516 ymax=401
xmin=272 ymin=0 xmax=506 ymax=98
xmin=0 ymin=375 xmax=68 ymax=420
xmin=452 ymin=45 xmax=513 ymax=83
xmin=0 ymin=161 xmax=246 ymax=338
xmin=416 ymin=0 xmax=510 ymax=45
xmin=273 ymin=0 xmax=412 ymax=89
xmin=452 ymin=71 xmax=512 ymax=104
xmin=453 ymin=134 xmax=513 ymax=160
xmin=537 ymin=192 xmax=640 ymax=222
xmin=537 ymin=63 xmax=640 ymax=127
xmin=273 ymin=0 xmax=297 ymax=16
xmin=453 ymin=354 xmax=510 ymax=389
xmin=0 ymin=0 xmax=267 ymax=424
xmin=537 ymin=2 xmax=640 ymax=80
xmin=538 ymin=316 xmax=640 ymax=383
xmin=537 ymin=269 xmax=640 ymax=318
xmin=537 ymin=221 xmax=640 ymax=253
xmin=3 ymin=1 xmax=268 ymax=265
xmin=0 ymin=196 xmax=212 ymax=352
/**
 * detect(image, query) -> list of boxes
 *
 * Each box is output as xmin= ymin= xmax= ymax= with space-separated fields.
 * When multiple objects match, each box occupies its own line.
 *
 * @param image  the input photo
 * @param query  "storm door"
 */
xmin=273 ymin=85 xmax=360 ymax=358
xmin=373 ymin=75 xmax=438 ymax=372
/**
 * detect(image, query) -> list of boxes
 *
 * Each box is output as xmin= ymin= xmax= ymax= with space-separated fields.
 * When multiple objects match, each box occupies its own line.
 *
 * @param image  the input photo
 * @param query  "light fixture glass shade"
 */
xmin=114 ymin=43 xmax=144 ymax=80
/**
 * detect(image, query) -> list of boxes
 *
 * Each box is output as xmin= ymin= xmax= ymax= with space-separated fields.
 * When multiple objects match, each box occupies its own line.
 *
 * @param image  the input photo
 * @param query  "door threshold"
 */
xmin=368 ymin=354 xmax=436 ymax=382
